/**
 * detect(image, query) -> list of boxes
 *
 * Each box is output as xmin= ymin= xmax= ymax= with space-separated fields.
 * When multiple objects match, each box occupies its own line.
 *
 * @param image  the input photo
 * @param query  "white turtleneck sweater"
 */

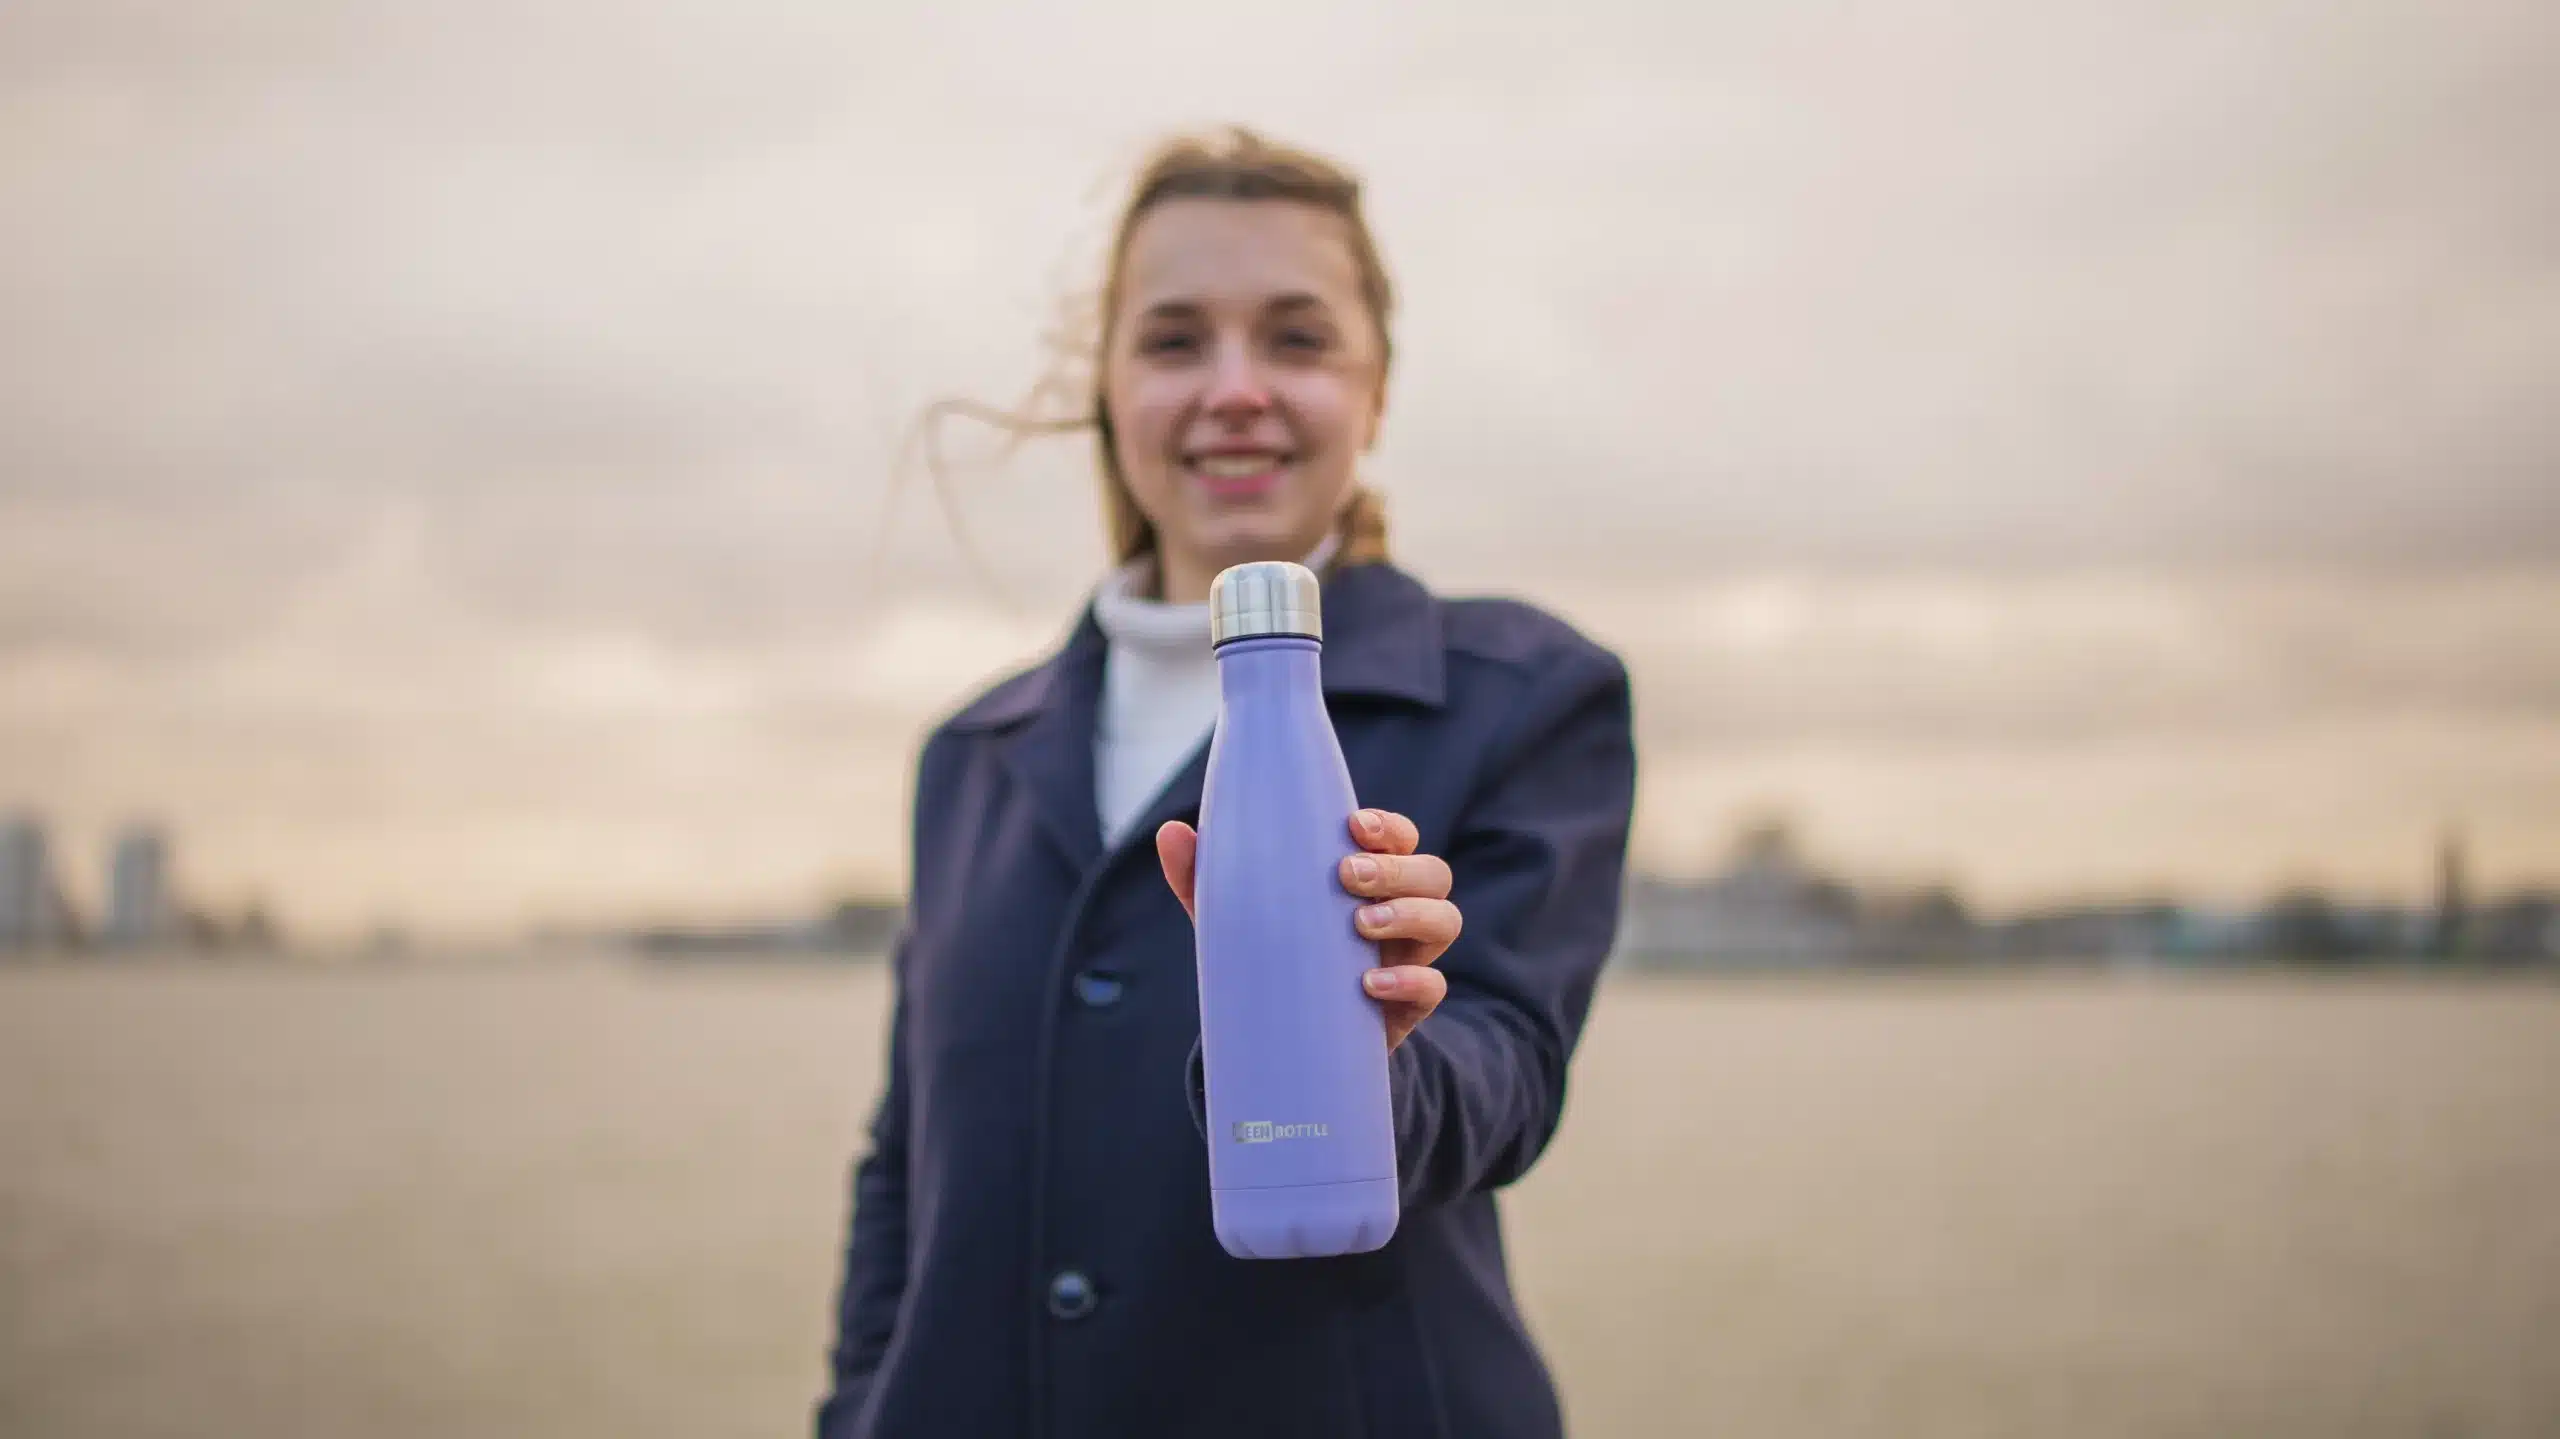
xmin=1088 ymin=533 xmax=1341 ymax=849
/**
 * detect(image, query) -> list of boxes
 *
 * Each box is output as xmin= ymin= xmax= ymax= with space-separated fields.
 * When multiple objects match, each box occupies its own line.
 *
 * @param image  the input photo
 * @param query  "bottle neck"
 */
xmin=1214 ymin=636 xmax=1323 ymax=702
xmin=1213 ymin=634 xmax=1321 ymax=659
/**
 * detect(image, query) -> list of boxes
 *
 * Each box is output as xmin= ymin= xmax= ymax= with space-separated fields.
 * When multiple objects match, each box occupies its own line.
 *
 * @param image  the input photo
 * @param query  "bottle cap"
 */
xmin=1210 ymin=561 xmax=1324 ymax=645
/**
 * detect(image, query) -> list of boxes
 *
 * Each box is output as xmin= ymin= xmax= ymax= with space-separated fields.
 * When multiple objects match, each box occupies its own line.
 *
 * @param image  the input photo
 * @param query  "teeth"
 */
xmin=1192 ymin=454 xmax=1281 ymax=478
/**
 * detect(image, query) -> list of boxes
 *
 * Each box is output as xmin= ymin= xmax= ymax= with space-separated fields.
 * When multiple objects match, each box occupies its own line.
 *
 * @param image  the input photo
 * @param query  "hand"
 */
xmin=1156 ymin=809 xmax=1458 ymax=1053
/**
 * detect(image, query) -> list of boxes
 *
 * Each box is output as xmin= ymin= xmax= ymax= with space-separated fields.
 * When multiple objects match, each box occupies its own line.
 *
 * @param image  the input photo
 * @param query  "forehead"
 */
xmin=1117 ymin=198 xmax=1363 ymax=313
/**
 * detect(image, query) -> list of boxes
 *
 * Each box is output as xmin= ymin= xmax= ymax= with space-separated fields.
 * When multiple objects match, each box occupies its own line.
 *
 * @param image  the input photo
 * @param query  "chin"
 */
xmin=1186 ymin=484 xmax=1343 ymax=552
xmin=1189 ymin=513 xmax=1331 ymax=566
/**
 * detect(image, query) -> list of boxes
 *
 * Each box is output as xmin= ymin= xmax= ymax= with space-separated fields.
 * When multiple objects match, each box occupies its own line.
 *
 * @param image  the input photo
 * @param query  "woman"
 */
xmin=819 ymin=128 xmax=1637 ymax=1439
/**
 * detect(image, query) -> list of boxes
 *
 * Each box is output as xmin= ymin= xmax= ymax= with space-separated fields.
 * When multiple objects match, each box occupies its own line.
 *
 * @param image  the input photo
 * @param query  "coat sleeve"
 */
xmin=1384 ymin=645 xmax=1636 ymax=1208
xmin=813 ymin=937 xmax=915 ymax=1436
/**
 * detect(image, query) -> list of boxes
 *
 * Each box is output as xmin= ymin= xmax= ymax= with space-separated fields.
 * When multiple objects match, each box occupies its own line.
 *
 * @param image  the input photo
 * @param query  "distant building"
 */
xmin=1997 ymin=901 xmax=2196 ymax=963
xmin=1858 ymin=883 xmax=1979 ymax=962
xmin=824 ymin=898 xmax=906 ymax=953
xmin=1616 ymin=819 xmax=1861 ymax=967
xmin=2432 ymin=825 xmax=2470 ymax=959
xmin=1 ymin=813 xmax=79 ymax=951
xmin=0 ymin=815 xmax=41 ymax=948
xmin=2473 ymin=892 xmax=2558 ymax=965
xmin=105 ymin=826 xmax=175 ymax=948
xmin=234 ymin=899 xmax=282 ymax=952
xmin=627 ymin=898 xmax=905 ymax=961
xmin=1 ymin=815 xmax=47 ymax=949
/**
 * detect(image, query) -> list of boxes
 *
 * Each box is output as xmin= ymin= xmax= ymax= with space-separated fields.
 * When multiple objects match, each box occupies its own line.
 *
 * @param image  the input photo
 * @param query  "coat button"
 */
xmin=1046 ymin=1269 xmax=1098 ymax=1321
xmin=1071 ymin=970 xmax=1125 ymax=1008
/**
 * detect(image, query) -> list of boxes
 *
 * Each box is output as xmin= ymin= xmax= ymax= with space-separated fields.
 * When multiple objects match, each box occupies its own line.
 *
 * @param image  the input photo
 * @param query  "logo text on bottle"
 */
xmin=1232 ymin=1120 xmax=1329 ymax=1144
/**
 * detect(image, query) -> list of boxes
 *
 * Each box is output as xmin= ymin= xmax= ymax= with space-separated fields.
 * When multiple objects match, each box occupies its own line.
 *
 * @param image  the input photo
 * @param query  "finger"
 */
xmin=1348 ymin=808 xmax=1421 ymax=857
xmin=1353 ymin=897 xmax=1462 ymax=954
xmin=1338 ymin=850 xmax=1453 ymax=901
xmin=1362 ymin=963 xmax=1448 ymax=1007
xmin=1155 ymin=820 xmax=1198 ymax=922
xmin=1364 ymin=965 xmax=1449 ymax=1050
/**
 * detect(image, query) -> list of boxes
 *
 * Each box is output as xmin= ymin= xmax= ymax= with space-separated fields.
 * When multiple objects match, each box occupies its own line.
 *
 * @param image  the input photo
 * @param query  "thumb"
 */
xmin=1155 ymin=820 xmax=1198 ymax=922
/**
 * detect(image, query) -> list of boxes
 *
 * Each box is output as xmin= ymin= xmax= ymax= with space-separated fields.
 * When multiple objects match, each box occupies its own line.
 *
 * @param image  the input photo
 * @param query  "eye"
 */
xmin=1273 ymin=326 xmax=1330 ymax=355
xmin=1137 ymin=329 xmax=1200 ymax=358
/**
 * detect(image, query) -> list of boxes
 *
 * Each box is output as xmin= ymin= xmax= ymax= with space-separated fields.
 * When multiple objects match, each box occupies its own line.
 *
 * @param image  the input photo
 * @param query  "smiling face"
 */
xmin=1101 ymin=197 xmax=1388 ymax=603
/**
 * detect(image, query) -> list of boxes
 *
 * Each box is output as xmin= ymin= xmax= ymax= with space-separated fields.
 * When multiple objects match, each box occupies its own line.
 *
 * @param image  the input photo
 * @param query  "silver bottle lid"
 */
xmin=1209 ymin=560 xmax=1324 ymax=645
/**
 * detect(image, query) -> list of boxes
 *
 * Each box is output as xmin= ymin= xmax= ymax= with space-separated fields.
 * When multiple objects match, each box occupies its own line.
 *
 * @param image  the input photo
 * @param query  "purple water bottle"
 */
xmin=1193 ymin=560 xmax=1400 ymax=1259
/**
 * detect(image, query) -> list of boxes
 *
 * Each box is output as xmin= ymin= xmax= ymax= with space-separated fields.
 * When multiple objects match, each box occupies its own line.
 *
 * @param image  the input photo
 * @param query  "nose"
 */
xmin=1202 ymin=338 xmax=1270 ymax=423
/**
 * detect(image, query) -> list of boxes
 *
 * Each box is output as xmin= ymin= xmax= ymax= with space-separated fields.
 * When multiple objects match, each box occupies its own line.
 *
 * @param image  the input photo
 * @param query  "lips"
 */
xmin=1183 ymin=450 xmax=1291 ymax=497
xmin=1187 ymin=451 xmax=1288 ymax=477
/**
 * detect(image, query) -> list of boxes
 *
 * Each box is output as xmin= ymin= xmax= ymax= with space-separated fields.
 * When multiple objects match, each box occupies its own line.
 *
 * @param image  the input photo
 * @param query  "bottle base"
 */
xmin=1211 ymin=1177 xmax=1400 ymax=1260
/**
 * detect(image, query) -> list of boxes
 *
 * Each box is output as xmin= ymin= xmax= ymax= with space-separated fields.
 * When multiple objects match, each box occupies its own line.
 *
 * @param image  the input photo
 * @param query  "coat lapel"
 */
xmin=1318 ymin=562 xmax=1446 ymax=709
xmin=978 ymin=613 xmax=1107 ymax=876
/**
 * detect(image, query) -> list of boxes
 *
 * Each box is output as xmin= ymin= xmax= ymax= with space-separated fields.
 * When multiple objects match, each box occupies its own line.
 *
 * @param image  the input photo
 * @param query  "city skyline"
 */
xmin=0 ymin=812 xmax=186 ymax=949
xmin=1 ymin=800 xmax=2547 ymax=951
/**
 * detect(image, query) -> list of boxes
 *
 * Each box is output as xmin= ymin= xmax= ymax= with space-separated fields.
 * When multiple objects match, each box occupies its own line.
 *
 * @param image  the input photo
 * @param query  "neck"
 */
xmin=1149 ymin=528 xmax=1350 ymax=605
xmin=1154 ymin=551 xmax=1219 ymax=606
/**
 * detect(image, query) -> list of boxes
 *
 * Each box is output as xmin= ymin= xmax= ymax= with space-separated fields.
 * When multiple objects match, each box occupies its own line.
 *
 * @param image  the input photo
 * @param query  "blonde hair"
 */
xmin=915 ymin=127 xmax=1396 ymax=579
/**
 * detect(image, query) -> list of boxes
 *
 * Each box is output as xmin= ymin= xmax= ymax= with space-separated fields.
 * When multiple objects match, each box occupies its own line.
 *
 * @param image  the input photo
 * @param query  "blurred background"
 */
xmin=3 ymin=2 xmax=2554 ymax=1436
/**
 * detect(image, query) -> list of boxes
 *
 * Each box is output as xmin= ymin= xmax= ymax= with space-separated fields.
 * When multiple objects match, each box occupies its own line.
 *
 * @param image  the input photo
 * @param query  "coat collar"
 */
xmin=945 ymin=561 xmax=1446 ymax=873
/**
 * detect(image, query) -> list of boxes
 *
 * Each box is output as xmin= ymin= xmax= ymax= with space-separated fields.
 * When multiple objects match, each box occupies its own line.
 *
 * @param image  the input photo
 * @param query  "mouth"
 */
xmin=1182 ymin=449 xmax=1293 ymax=499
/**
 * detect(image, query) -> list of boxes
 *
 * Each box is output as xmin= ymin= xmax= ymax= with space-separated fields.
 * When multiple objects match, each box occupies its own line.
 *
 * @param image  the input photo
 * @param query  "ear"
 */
xmin=1363 ymin=375 xmax=1389 ymax=452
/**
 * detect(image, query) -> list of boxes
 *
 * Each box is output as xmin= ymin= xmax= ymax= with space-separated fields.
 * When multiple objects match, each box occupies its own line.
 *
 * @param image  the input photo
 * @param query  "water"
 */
xmin=3 ymin=957 xmax=2553 ymax=1437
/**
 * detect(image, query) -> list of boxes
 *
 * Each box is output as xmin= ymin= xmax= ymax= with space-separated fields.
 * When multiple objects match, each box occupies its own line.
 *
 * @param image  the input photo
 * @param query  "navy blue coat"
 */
xmin=817 ymin=560 xmax=1637 ymax=1439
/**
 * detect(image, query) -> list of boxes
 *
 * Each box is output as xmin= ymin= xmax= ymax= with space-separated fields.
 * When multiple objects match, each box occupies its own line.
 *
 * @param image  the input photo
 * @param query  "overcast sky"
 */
xmin=3 ymin=1 xmax=2555 ymax=937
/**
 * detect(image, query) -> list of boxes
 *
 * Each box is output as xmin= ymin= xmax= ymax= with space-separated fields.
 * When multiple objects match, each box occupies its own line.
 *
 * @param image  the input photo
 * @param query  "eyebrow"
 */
xmin=1137 ymin=292 xmax=1335 ymax=323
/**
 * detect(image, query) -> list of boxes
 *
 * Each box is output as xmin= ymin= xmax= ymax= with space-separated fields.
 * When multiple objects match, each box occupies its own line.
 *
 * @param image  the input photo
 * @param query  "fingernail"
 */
xmin=1346 ymin=856 xmax=1379 ymax=885
xmin=1359 ymin=903 xmax=1395 ymax=929
xmin=1357 ymin=810 xmax=1383 ymax=836
xmin=1364 ymin=969 xmax=1398 ymax=995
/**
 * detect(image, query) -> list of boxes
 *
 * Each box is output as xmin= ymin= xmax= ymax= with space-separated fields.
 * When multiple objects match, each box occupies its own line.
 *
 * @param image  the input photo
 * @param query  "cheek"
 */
xmin=1280 ymin=373 xmax=1374 ymax=464
xmin=1106 ymin=374 xmax=1184 ymax=489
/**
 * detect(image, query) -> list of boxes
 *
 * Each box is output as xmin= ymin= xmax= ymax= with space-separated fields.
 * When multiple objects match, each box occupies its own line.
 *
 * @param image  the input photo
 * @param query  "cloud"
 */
xmin=5 ymin=0 xmax=2556 ymax=570
xmin=1563 ymin=569 xmax=2560 ymax=752
xmin=2 ymin=0 xmax=2556 ymax=930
